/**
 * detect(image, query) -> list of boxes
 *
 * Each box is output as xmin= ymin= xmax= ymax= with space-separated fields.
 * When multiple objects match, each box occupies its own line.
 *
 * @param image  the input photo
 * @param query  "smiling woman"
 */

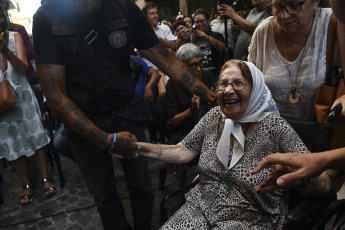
xmin=134 ymin=60 xmax=330 ymax=229
xmin=181 ymin=8 xmax=225 ymax=75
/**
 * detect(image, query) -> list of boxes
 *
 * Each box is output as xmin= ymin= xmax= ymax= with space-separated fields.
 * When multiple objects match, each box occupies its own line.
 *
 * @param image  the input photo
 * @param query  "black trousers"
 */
xmin=67 ymin=113 xmax=153 ymax=230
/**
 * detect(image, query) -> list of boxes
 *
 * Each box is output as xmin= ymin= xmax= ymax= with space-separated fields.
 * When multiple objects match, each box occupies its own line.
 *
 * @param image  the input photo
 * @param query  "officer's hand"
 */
xmin=110 ymin=132 xmax=139 ymax=159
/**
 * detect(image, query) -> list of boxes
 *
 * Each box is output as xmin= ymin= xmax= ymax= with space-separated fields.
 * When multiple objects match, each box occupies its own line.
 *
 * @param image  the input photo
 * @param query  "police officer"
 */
xmin=33 ymin=0 xmax=216 ymax=229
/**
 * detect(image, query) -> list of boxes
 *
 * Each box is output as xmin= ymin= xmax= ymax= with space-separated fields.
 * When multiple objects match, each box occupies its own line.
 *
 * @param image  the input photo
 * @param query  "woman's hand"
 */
xmin=253 ymin=164 xmax=311 ymax=194
xmin=144 ymin=85 xmax=155 ymax=103
xmin=218 ymin=4 xmax=236 ymax=19
xmin=331 ymin=95 xmax=345 ymax=117
xmin=196 ymin=30 xmax=208 ymax=40
xmin=251 ymin=153 xmax=327 ymax=189
xmin=191 ymin=95 xmax=200 ymax=113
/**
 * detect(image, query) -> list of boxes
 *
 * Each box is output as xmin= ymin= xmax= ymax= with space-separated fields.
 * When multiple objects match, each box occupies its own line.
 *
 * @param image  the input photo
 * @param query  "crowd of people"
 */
xmin=0 ymin=0 xmax=344 ymax=229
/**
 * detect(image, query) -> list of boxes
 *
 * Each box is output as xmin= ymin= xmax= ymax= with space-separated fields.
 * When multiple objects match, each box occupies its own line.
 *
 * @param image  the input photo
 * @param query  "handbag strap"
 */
xmin=337 ymin=20 xmax=345 ymax=82
xmin=325 ymin=14 xmax=337 ymax=84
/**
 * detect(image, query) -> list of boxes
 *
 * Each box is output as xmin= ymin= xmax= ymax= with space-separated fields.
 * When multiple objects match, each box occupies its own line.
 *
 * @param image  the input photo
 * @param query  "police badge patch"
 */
xmin=109 ymin=30 xmax=127 ymax=48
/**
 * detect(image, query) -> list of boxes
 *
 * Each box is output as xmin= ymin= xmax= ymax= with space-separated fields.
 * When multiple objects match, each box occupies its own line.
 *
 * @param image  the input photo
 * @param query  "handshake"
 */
xmin=108 ymin=131 xmax=143 ymax=159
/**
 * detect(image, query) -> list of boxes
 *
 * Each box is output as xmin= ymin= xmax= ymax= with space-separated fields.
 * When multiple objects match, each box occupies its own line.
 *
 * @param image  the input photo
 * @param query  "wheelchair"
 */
xmin=159 ymin=106 xmax=345 ymax=229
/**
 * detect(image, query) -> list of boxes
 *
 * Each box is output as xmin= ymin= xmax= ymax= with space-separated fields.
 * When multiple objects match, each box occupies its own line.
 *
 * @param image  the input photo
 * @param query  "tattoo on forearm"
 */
xmin=74 ymin=116 xmax=88 ymax=133
xmin=153 ymin=44 xmax=169 ymax=57
xmin=194 ymin=85 xmax=208 ymax=98
xmin=44 ymin=73 xmax=62 ymax=104
xmin=179 ymin=72 xmax=195 ymax=89
xmin=60 ymin=102 xmax=79 ymax=119
xmin=36 ymin=64 xmax=52 ymax=71
xmin=90 ymin=128 xmax=108 ymax=147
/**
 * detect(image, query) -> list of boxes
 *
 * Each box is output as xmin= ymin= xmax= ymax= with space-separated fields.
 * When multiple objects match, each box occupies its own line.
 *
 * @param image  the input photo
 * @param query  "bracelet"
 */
xmin=108 ymin=133 xmax=117 ymax=152
xmin=295 ymin=178 xmax=311 ymax=189
xmin=157 ymin=144 xmax=162 ymax=160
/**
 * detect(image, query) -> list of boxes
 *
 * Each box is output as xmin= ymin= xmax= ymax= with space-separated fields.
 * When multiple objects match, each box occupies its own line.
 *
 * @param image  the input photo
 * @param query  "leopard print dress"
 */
xmin=161 ymin=107 xmax=309 ymax=230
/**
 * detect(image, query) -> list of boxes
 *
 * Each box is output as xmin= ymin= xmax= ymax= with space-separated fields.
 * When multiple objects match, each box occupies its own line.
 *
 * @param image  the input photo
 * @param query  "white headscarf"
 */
xmin=216 ymin=61 xmax=280 ymax=169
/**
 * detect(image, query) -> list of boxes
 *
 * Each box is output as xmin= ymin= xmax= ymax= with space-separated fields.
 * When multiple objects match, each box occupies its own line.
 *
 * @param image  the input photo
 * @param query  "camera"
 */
xmin=217 ymin=0 xmax=239 ymax=12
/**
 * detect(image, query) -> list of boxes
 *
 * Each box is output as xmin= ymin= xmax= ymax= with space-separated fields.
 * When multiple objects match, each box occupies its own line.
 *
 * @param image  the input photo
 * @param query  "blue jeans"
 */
xmin=66 ymin=113 xmax=153 ymax=230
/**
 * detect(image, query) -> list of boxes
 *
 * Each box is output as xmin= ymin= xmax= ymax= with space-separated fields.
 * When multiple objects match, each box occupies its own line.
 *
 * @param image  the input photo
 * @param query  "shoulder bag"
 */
xmin=0 ymin=56 xmax=15 ymax=113
xmin=314 ymin=16 xmax=345 ymax=149
xmin=0 ymin=79 xmax=15 ymax=113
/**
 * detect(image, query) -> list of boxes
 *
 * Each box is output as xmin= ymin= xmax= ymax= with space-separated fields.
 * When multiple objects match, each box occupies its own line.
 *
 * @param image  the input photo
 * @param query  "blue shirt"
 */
xmin=131 ymin=56 xmax=153 ymax=97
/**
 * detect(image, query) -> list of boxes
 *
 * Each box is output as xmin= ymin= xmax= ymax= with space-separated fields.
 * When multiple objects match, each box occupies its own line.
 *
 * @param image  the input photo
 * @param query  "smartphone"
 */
xmin=184 ymin=27 xmax=198 ymax=36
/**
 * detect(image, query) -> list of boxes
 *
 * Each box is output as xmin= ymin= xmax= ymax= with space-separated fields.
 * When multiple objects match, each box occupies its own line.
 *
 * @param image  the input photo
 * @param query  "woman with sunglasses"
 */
xmin=130 ymin=60 xmax=330 ymax=229
xmin=181 ymin=8 xmax=225 ymax=76
xmin=248 ymin=0 xmax=334 ymax=122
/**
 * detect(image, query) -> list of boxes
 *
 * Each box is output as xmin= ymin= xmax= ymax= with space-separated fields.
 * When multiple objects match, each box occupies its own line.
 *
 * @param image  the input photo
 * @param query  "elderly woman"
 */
xmin=166 ymin=43 xmax=217 ymax=144
xmin=133 ymin=60 xmax=330 ymax=229
xmin=181 ymin=8 xmax=225 ymax=75
xmin=248 ymin=0 xmax=334 ymax=121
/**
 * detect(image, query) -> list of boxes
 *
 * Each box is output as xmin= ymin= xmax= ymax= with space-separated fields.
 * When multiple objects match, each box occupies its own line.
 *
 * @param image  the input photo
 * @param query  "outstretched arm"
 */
xmin=140 ymin=43 xmax=217 ymax=104
xmin=135 ymin=142 xmax=196 ymax=164
xmin=251 ymin=150 xmax=345 ymax=187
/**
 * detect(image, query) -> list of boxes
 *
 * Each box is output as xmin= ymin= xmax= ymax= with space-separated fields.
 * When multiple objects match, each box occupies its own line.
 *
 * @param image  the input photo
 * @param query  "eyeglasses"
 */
xmin=218 ymin=78 xmax=248 ymax=91
xmin=187 ymin=60 xmax=203 ymax=71
xmin=268 ymin=1 xmax=305 ymax=16
xmin=195 ymin=19 xmax=207 ymax=24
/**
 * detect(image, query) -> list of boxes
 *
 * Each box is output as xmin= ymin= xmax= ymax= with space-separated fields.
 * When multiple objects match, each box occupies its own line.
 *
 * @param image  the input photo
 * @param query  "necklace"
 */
xmin=282 ymin=39 xmax=307 ymax=104
xmin=221 ymin=123 xmax=251 ymax=191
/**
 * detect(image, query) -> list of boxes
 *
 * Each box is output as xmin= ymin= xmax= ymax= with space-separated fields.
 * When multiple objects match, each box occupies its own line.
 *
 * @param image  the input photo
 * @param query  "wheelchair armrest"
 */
xmin=287 ymin=189 xmax=337 ymax=223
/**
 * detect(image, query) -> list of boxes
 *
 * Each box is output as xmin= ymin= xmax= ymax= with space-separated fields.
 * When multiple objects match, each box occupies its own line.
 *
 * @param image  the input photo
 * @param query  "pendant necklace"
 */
xmin=220 ymin=122 xmax=251 ymax=191
xmin=282 ymin=38 xmax=307 ymax=104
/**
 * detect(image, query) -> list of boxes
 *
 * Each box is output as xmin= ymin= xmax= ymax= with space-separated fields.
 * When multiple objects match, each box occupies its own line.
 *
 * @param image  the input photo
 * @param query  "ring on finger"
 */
xmin=137 ymin=144 xmax=142 ymax=151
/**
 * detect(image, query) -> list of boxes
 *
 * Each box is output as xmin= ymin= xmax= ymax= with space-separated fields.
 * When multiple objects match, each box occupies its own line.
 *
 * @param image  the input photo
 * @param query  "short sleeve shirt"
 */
xmin=33 ymin=0 xmax=159 ymax=67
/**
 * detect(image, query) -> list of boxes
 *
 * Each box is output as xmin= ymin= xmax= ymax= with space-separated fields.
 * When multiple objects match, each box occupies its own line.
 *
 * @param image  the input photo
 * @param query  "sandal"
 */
xmin=43 ymin=178 xmax=56 ymax=198
xmin=20 ymin=184 xmax=34 ymax=205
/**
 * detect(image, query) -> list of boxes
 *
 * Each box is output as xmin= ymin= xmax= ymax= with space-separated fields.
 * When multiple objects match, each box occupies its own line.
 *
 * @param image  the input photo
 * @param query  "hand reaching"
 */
xmin=251 ymin=153 xmax=325 ymax=193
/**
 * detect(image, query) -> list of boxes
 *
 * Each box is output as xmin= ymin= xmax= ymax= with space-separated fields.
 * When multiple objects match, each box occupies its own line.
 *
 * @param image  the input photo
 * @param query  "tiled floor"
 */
xmin=0 ymin=154 xmax=189 ymax=230
xmin=1 ymin=152 xmax=345 ymax=230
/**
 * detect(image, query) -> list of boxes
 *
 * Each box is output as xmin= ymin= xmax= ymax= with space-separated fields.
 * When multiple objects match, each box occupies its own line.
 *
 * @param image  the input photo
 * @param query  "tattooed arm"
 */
xmin=36 ymin=64 xmax=137 ymax=156
xmin=140 ymin=43 xmax=217 ymax=104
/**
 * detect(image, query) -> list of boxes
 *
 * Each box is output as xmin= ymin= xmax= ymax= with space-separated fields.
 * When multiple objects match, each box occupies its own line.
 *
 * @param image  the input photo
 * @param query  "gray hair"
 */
xmin=176 ymin=43 xmax=203 ymax=63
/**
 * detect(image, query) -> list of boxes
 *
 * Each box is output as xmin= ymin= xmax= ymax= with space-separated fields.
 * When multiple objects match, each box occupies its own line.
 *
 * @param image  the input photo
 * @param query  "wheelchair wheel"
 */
xmin=312 ymin=200 xmax=345 ymax=230
xmin=333 ymin=214 xmax=345 ymax=230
